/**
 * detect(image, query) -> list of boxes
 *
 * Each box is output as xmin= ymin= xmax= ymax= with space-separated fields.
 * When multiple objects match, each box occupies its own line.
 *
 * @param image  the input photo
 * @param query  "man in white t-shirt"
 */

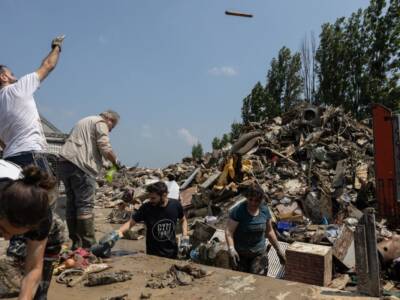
xmin=0 ymin=35 xmax=65 ymax=172
xmin=0 ymin=36 xmax=65 ymax=300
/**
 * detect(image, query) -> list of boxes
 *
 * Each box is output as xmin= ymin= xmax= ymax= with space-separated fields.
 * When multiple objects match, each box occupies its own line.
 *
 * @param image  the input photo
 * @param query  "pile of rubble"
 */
xmin=94 ymin=103 xmax=400 ymax=294
xmin=97 ymin=103 xmax=375 ymax=229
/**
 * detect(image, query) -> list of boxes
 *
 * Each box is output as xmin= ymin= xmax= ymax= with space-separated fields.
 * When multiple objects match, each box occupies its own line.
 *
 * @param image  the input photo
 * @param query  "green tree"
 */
xmin=241 ymin=82 xmax=266 ymax=123
xmin=191 ymin=143 xmax=203 ymax=160
xmin=266 ymin=47 xmax=303 ymax=112
xmin=316 ymin=0 xmax=400 ymax=117
xmin=230 ymin=121 xmax=243 ymax=141
xmin=211 ymin=137 xmax=221 ymax=150
xmin=221 ymin=134 xmax=231 ymax=147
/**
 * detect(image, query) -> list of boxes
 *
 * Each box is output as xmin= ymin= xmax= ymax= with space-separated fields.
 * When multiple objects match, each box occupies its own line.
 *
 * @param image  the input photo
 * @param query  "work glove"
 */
xmin=228 ymin=246 xmax=240 ymax=267
xmin=51 ymin=35 xmax=65 ymax=51
xmin=180 ymin=236 xmax=191 ymax=250
xmin=90 ymin=230 xmax=120 ymax=258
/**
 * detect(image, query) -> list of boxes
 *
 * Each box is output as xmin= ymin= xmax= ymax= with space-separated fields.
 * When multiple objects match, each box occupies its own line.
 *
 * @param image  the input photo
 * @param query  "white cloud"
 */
xmin=178 ymin=128 xmax=198 ymax=146
xmin=208 ymin=66 xmax=238 ymax=77
xmin=140 ymin=124 xmax=152 ymax=139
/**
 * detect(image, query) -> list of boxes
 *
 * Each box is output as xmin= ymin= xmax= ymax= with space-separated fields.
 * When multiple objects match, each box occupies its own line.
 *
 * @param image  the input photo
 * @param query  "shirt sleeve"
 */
xmin=24 ymin=209 xmax=52 ymax=241
xmin=13 ymin=73 xmax=40 ymax=97
xmin=95 ymin=121 xmax=113 ymax=158
xmin=132 ymin=204 xmax=146 ymax=223
xmin=229 ymin=205 xmax=241 ymax=222
xmin=263 ymin=205 xmax=272 ymax=221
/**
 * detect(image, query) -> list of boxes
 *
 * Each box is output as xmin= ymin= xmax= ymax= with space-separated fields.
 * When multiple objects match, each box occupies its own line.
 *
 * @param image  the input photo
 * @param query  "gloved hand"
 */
xmin=51 ymin=35 xmax=65 ymax=51
xmin=90 ymin=230 xmax=120 ymax=258
xmin=228 ymin=246 xmax=240 ymax=267
xmin=178 ymin=236 xmax=191 ymax=258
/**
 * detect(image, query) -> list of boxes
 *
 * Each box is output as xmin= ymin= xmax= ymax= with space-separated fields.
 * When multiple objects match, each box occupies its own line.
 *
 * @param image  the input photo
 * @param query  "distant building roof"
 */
xmin=40 ymin=115 xmax=69 ymax=140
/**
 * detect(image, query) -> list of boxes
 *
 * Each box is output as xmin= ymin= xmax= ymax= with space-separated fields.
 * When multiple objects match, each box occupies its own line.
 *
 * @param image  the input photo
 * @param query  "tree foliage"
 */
xmin=266 ymin=47 xmax=303 ymax=113
xmin=316 ymin=0 xmax=400 ymax=118
xmin=191 ymin=143 xmax=203 ymax=160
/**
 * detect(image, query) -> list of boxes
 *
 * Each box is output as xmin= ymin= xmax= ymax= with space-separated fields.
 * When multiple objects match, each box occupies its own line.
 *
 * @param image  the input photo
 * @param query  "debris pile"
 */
xmin=146 ymin=264 xmax=211 ymax=289
xmin=94 ymin=103 xmax=400 ymax=293
xmin=97 ymin=104 xmax=375 ymax=232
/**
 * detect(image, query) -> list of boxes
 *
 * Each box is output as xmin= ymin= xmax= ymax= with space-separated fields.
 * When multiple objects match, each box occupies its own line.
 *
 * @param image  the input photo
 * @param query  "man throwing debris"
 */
xmin=93 ymin=181 xmax=189 ymax=259
xmin=0 ymin=35 xmax=64 ymax=171
xmin=58 ymin=110 xmax=121 ymax=249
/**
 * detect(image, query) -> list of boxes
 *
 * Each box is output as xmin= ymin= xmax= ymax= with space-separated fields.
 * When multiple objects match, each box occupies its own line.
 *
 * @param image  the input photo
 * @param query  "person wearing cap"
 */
xmin=92 ymin=181 xmax=189 ymax=259
xmin=225 ymin=183 xmax=286 ymax=275
xmin=58 ymin=110 xmax=122 ymax=249
xmin=0 ymin=160 xmax=58 ymax=300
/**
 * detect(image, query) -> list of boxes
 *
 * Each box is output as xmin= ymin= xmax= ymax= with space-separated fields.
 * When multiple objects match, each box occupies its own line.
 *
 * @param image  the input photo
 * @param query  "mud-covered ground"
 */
xmin=0 ymin=197 xmax=377 ymax=300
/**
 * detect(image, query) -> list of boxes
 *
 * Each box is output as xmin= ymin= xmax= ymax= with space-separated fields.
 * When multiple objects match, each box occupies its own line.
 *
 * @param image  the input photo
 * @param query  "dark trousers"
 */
xmin=5 ymin=151 xmax=62 ymax=300
xmin=237 ymin=250 xmax=269 ymax=275
xmin=6 ymin=151 xmax=52 ymax=174
xmin=58 ymin=160 xmax=96 ymax=218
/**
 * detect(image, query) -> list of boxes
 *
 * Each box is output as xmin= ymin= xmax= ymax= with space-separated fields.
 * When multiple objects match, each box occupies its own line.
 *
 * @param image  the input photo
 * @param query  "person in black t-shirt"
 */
xmin=93 ymin=181 xmax=189 ymax=259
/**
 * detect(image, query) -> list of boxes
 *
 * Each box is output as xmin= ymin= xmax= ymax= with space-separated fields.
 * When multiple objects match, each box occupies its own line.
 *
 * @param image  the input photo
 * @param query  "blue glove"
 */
xmin=91 ymin=231 xmax=120 ymax=258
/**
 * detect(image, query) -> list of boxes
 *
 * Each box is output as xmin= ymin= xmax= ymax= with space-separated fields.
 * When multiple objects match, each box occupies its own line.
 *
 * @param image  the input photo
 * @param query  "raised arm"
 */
xmin=36 ymin=35 xmax=64 ymax=82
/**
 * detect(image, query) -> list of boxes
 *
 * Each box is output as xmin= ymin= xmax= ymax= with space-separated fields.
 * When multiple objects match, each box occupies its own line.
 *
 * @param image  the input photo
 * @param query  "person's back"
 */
xmin=60 ymin=115 xmax=106 ymax=177
xmin=0 ymin=73 xmax=46 ymax=158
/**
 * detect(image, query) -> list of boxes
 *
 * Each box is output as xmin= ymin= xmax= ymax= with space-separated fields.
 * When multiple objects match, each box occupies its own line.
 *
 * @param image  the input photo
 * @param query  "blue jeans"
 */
xmin=6 ymin=151 xmax=52 ymax=174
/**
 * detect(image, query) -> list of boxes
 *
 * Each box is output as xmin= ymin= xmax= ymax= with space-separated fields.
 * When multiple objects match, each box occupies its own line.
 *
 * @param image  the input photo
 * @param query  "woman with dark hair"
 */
xmin=0 ymin=160 xmax=55 ymax=300
xmin=225 ymin=183 xmax=286 ymax=275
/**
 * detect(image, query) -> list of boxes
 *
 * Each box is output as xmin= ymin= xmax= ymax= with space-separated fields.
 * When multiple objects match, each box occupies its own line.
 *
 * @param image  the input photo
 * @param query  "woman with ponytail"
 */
xmin=0 ymin=160 xmax=55 ymax=300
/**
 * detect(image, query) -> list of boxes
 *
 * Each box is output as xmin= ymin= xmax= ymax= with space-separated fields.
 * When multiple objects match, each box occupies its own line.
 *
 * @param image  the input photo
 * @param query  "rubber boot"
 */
xmin=66 ymin=218 xmax=80 ymax=250
xmin=76 ymin=218 xmax=96 ymax=249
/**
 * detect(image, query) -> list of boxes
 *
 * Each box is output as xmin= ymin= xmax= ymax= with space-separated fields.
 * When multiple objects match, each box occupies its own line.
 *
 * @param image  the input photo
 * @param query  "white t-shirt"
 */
xmin=0 ymin=159 xmax=22 ymax=180
xmin=0 ymin=72 xmax=47 ymax=158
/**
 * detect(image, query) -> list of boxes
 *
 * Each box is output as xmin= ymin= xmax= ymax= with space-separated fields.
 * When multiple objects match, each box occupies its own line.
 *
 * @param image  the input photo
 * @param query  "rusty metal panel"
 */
xmin=372 ymin=104 xmax=399 ymax=224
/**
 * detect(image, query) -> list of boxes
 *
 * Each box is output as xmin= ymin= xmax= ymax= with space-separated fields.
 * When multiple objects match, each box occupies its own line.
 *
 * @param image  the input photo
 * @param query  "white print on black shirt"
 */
xmin=151 ymin=219 xmax=175 ymax=242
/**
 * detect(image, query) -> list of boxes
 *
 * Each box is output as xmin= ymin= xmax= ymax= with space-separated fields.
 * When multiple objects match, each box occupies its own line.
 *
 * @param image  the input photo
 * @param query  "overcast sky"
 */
xmin=0 ymin=0 xmax=369 ymax=168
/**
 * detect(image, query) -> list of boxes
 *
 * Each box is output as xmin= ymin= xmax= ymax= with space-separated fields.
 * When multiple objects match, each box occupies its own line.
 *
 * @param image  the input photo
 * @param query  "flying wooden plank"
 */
xmin=225 ymin=10 xmax=253 ymax=18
